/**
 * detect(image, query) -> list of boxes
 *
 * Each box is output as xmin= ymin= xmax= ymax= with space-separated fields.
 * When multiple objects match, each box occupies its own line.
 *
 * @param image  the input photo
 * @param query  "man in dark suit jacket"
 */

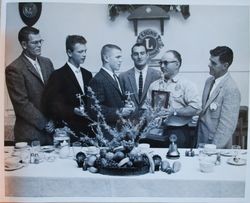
xmin=89 ymin=44 xmax=135 ymax=140
xmin=43 ymin=35 xmax=93 ymax=141
xmin=119 ymin=43 xmax=161 ymax=117
xmin=5 ymin=26 xmax=54 ymax=145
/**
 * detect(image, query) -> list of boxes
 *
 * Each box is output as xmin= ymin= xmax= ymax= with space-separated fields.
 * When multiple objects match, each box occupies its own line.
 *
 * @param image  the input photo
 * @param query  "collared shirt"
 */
xmin=25 ymin=55 xmax=44 ymax=82
xmin=67 ymin=61 xmax=84 ymax=94
xmin=101 ymin=67 xmax=122 ymax=93
xmin=134 ymin=65 xmax=148 ymax=93
xmin=209 ymin=72 xmax=229 ymax=97
xmin=147 ymin=74 xmax=201 ymax=126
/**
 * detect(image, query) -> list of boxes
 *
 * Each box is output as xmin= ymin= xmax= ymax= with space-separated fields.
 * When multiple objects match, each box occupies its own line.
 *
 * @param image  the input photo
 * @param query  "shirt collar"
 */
xmin=134 ymin=65 xmax=148 ymax=74
xmin=165 ymin=74 xmax=180 ymax=83
xmin=214 ymin=72 xmax=229 ymax=84
xmin=67 ymin=61 xmax=81 ymax=73
xmin=24 ymin=54 xmax=38 ymax=66
xmin=101 ymin=67 xmax=116 ymax=78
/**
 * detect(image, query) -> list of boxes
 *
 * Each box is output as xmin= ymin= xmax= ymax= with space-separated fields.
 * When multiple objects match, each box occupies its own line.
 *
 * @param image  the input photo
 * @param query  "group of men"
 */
xmin=5 ymin=26 xmax=241 ymax=149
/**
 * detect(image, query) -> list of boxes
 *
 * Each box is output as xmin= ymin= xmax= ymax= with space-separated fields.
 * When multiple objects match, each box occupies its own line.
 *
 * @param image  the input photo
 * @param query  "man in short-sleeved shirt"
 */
xmin=147 ymin=50 xmax=201 ymax=148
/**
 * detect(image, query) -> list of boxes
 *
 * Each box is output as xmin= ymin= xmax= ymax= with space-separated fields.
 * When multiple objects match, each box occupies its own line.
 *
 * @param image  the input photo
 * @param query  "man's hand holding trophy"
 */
xmin=120 ymin=91 xmax=136 ymax=117
xmin=74 ymin=93 xmax=87 ymax=117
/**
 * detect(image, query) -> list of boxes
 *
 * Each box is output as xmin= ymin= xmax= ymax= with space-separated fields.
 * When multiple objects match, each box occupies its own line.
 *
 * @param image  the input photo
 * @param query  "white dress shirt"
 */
xmin=67 ymin=61 xmax=85 ymax=94
xmin=134 ymin=66 xmax=148 ymax=93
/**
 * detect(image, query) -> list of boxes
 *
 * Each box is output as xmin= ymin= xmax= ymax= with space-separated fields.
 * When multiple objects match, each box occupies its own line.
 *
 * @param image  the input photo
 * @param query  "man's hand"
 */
xmin=120 ymin=107 xmax=135 ymax=117
xmin=45 ymin=120 xmax=55 ymax=133
xmin=74 ymin=107 xmax=88 ymax=117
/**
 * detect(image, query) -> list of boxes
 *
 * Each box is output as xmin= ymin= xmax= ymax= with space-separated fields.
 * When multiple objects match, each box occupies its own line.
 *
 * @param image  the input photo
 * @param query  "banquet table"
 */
xmin=4 ymin=147 xmax=247 ymax=198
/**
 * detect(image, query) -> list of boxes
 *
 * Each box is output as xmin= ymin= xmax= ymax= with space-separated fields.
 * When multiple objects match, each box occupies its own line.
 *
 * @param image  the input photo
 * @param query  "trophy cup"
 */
xmin=124 ymin=91 xmax=135 ymax=108
xmin=166 ymin=134 xmax=180 ymax=159
xmin=74 ymin=93 xmax=87 ymax=116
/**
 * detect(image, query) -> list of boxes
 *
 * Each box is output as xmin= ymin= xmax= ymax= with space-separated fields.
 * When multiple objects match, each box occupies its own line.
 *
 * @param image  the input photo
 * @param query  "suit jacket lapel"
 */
xmin=65 ymin=64 xmax=83 ymax=94
xmin=22 ymin=54 xmax=44 ymax=85
xmin=203 ymin=74 xmax=230 ymax=112
xmin=128 ymin=69 xmax=139 ymax=104
xmin=141 ymin=68 xmax=153 ymax=101
xmin=100 ymin=69 xmax=122 ymax=95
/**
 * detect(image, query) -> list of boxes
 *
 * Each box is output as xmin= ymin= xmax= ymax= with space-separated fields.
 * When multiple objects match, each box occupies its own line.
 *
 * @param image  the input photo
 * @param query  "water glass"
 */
xmin=31 ymin=140 xmax=41 ymax=153
xmin=232 ymin=145 xmax=241 ymax=158
xmin=197 ymin=143 xmax=205 ymax=156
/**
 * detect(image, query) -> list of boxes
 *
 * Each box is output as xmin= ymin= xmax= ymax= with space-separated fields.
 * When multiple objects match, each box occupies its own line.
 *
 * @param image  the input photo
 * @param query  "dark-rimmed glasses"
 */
xmin=159 ymin=60 xmax=177 ymax=66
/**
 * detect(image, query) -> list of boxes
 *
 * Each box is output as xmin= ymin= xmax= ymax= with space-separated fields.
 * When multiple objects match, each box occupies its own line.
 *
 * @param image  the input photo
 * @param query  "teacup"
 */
xmin=5 ymin=157 xmax=20 ymax=168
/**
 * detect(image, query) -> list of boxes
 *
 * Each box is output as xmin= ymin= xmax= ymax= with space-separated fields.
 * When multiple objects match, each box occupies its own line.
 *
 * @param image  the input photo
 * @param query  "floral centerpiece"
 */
xmin=69 ymin=86 xmax=181 ymax=175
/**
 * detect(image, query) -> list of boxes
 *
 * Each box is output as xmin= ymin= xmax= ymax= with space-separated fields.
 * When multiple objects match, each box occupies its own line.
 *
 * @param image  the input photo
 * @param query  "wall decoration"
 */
xmin=136 ymin=29 xmax=164 ymax=59
xmin=19 ymin=2 xmax=42 ymax=26
xmin=108 ymin=4 xmax=190 ymax=21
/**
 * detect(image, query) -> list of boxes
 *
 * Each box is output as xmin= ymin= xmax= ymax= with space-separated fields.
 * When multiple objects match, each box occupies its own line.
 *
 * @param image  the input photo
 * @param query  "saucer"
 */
xmin=41 ymin=145 xmax=54 ymax=153
xmin=5 ymin=163 xmax=24 ymax=171
xmin=227 ymin=158 xmax=247 ymax=166
xmin=220 ymin=150 xmax=234 ymax=157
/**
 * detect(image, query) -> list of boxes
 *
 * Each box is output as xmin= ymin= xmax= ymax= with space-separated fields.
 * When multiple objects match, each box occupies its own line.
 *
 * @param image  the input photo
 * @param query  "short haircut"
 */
xmin=18 ymin=26 xmax=39 ymax=44
xmin=101 ymin=44 xmax=121 ymax=63
xmin=66 ymin=35 xmax=87 ymax=52
xmin=166 ymin=50 xmax=182 ymax=66
xmin=131 ymin=43 xmax=148 ymax=54
xmin=210 ymin=46 xmax=233 ymax=67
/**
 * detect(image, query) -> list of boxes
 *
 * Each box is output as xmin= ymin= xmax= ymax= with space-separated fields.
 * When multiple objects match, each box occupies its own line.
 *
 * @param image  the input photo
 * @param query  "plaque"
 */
xmin=151 ymin=90 xmax=170 ymax=108
xmin=19 ymin=2 xmax=42 ymax=26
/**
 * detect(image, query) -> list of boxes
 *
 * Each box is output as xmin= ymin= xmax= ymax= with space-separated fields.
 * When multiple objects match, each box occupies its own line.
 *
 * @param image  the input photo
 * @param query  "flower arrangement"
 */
xmin=75 ymin=86 xmax=168 ymax=150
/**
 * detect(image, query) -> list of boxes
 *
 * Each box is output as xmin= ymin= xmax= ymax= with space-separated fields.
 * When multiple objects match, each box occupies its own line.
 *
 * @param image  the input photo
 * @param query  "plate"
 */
xmin=41 ymin=145 xmax=54 ymax=153
xmin=5 ymin=163 xmax=24 ymax=171
xmin=220 ymin=151 xmax=234 ymax=157
xmin=227 ymin=158 xmax=247 ymax=166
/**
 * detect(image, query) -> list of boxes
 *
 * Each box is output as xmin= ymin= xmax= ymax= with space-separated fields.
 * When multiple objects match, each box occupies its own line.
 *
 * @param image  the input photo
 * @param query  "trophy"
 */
xmin=166 ymin=134 xmax=180 ymax=159
xmin=74 ymin=93 xmax=87 ymax=116
xmin=124 ymin=91 xmax=135 ymax=108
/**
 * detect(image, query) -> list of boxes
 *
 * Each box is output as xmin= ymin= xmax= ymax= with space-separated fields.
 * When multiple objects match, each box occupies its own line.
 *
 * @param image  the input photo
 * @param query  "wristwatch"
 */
xmin=173 ymin=109 xmax=177 ymax=116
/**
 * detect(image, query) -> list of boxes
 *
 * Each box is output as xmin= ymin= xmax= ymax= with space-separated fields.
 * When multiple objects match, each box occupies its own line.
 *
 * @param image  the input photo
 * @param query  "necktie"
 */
xmin=34 ymin=62 xmax=44 ymax=83
xmin=206 ymin=79 xmax=215 ymax=102
xmin=138 ymin=71 xmax=143 ymax=101
xmin=113 ymin=74 xmax=122 ymax=93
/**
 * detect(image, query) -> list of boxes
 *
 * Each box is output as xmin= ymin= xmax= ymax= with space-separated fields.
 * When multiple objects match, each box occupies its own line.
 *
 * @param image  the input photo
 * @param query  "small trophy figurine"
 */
xmin=74 ymin=93 xmax=87 ymax=116
xmin=124 ymin=91 xmax=135 ymax=108
xmin=166 ymin=134 xmax=180 ymax=159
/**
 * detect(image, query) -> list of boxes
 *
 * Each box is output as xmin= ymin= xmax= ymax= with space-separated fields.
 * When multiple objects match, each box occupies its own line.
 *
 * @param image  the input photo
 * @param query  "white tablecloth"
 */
xmin=4 ymin=147 xmax=247 ymax=198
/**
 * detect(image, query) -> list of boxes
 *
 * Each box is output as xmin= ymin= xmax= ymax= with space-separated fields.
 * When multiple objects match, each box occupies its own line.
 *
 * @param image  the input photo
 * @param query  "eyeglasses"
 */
xmin=159 ymin=60 xmax=177 ymax=66
xmin=28 ymin=39 xmax=44 ymax=46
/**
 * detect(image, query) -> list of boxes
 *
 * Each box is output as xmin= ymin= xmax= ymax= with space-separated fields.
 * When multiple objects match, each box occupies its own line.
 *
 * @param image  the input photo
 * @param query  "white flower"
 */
xmin=210 ymin=102 xmax=218 ymax=111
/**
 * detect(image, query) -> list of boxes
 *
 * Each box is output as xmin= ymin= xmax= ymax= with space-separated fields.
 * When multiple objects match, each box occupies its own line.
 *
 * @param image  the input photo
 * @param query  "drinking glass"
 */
xmin=231 ymin=145 xmax=241 ymax=158
xmin=31 ymin=140 xmax=41 ymax=153
xmin=197 ymin=143 xmax=205 ymax=156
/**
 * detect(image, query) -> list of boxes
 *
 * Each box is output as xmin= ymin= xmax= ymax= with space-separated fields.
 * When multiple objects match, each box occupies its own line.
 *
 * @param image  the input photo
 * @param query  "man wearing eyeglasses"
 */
xmin=147 ymin=50 xmax=201 ymax=148
xmin=119 ymin=43 xmax=161 ymax=116
xmin=5 ymin=26 xmax=55 ymax=145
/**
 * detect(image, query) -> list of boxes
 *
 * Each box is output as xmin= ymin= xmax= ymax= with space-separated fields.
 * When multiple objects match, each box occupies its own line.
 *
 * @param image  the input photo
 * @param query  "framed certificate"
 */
xmin=151 ymin=90 xmax=170 ymax=108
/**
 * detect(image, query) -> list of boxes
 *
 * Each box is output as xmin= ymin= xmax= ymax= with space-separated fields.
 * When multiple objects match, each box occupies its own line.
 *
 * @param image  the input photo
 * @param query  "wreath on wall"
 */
xmin=108 ymin=4 xmax=190 ymax=21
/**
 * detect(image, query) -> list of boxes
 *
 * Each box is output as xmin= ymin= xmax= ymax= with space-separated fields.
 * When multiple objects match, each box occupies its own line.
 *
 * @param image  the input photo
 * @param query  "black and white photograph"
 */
xmin=1 ymin=0 xmax=250 ymax=202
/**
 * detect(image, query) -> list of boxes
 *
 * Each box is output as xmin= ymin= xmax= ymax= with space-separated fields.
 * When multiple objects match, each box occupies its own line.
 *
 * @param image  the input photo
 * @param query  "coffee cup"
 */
xmin=5 ymin=157 xmax=20 ymax=168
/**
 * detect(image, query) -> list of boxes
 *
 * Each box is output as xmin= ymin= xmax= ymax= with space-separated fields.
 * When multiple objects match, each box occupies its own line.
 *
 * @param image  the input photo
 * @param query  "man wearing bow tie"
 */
xmin=88 ymin=44 xmax=135 ymax=140
xmin=197 ymin=46 xmax=241 ymax=149
xmin=5 ymin=26 xmax=55 ymax=145
xmin=42 ymin=35 xmax=93 ymax=140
